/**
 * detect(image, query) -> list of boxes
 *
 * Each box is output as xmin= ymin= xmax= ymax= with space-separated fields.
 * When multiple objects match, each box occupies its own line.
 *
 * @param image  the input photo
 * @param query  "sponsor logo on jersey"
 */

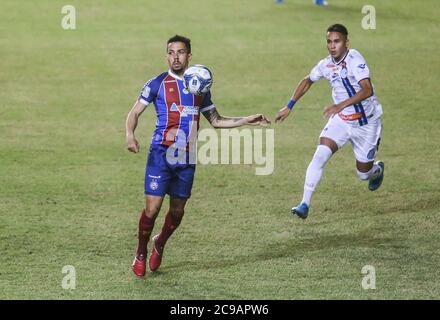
xmin=326 ymin=64 xmax=336 ymax=68
xmin=357 ymin=63 xmax=366 ymax=69
xmin=170 ymin=103 xmax=199 ymax=116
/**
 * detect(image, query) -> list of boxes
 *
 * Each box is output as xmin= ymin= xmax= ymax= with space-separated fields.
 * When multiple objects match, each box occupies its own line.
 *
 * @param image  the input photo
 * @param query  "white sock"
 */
xmin=301 ymin=145 xmax=333 ymax=206
xmin=301 ymin=188 xmax=314 ymax=208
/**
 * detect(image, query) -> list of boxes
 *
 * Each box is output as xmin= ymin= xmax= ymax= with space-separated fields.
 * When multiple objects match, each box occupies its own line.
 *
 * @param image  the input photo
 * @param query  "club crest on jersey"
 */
xmin=170 ymin=102 xmax=198 ymax=117
xmin=148 ymin=175 xmax=161 ymax=191
xmin=340 ymin=67 xmax=348 ymax=78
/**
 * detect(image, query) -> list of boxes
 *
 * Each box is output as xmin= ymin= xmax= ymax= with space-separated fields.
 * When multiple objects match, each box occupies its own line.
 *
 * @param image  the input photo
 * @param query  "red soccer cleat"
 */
xmin=149 ymin=235 xmax=164 ymax=272
xmin=132 ymin=254 xmax=146 ymax=277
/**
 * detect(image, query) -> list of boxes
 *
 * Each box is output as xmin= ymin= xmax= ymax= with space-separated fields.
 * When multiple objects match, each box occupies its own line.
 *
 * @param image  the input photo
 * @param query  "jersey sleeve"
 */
xmin=350 ymin=51 xmax=370 ymax=83
xmin=138 ymin=76 xmax=161 ymax=106
xmin=309 ymin=59 xmax=325 ymax=82
xmin=200 ymin=91 xmax=215 ymax=113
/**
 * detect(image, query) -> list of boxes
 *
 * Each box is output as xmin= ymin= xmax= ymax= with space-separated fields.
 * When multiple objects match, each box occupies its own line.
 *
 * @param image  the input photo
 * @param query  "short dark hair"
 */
xmin=167 ymin=35 xmax=191 ymax=53
xmin=327 ymin=24 xmax=348 ymax=38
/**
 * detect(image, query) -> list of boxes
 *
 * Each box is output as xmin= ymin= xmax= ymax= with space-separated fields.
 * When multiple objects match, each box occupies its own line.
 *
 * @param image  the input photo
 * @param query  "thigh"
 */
xmin=167 ymin=165 xmax=196 ymax=199
xmin=319 ymin=115 xmax=351 ymax=150
xmin=144 ymin=145 xmax=172 ymax=197
xmin=351 ymin=119 xmax=382 ymax=163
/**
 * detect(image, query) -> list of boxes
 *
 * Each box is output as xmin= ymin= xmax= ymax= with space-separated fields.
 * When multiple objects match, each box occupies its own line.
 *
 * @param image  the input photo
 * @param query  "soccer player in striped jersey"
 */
xmin=275 ymin=24 xmax=384 ymax=219
xmin=126 ymin=35 xmax=270 ymax=276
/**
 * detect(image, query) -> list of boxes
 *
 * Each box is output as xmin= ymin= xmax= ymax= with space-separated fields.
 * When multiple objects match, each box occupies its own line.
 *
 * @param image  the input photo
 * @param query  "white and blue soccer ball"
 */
xmin=183 ymin=64 xmax=213 ymax=96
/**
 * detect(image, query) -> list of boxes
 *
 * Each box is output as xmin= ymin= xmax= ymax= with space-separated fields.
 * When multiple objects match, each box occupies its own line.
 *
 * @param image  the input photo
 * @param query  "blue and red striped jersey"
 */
xmin=139 ymin=70 xmax=214 ymax=147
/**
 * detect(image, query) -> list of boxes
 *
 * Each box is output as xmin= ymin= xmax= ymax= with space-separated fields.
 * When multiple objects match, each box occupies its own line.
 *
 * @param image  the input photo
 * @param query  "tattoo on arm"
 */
xmin=202 ymin=107 xmax=244 ymax=128
xmin=202 ymin=108 xmax=221 ymax=124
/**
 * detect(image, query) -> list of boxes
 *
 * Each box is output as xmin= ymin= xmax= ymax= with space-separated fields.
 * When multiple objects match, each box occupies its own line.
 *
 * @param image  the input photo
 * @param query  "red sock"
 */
xmin=157 ymin=212 xmax=183 ymax=249
xmin=136 ymin=209 xmax=155 ymax=257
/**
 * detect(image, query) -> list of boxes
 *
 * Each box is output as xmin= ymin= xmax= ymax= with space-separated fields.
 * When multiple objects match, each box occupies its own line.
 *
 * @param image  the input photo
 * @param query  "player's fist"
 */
xmin=246 ymin=114 xmax=271 ymax=126
xmin=275 ymin=106 xmax=291 ymax=123
xmin=127 ymin=136 xmax=140 ymax=153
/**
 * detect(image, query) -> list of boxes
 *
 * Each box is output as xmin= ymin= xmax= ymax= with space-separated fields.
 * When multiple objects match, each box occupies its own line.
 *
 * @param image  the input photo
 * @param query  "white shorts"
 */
xmin=319 ymin=115 xmax=382 ymax=163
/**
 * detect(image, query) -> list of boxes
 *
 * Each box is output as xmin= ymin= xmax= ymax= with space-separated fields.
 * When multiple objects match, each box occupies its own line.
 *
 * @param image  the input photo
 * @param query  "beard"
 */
xmin=171 ymin=62 xmax=185 ymax=75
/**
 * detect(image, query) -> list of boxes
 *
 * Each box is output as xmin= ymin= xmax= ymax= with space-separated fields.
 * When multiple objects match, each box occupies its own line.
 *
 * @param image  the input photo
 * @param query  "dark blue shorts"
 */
xmin=144 ymin=144 xmax=196 ymax=199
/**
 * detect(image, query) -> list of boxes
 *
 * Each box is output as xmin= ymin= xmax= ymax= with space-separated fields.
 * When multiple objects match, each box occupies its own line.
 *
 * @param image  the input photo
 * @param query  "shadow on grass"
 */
xmin=161 ymin=231 xmax=404 ymax=274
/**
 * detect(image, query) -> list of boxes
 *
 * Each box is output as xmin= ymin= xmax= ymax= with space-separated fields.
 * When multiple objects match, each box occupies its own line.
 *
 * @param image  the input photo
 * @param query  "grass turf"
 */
xmin=0 ymin=0 xmax=439 ymax=299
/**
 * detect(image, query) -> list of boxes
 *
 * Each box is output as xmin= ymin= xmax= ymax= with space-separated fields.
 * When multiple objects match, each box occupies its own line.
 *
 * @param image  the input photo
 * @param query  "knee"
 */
xmin=357 ymin=170 xmax=370 ymax=180
xmin=169 ymin=209 xmax=184 ymax=225
xmin=145 ymin=206 xmax=161 ymax=218
xmin=311 ymin=145 xmax=333 ymax=166
xmin=170 ymin=208 xmax=184 ymax=219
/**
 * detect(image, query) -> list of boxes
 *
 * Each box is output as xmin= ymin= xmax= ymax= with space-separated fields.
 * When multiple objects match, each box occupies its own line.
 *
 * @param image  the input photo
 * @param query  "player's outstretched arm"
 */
xmin=202 ymin=107 xmax=271 ymax=129
xmin=275 ymin=76 xmax=314 ymax=123
xmin=125 ymin=100 xmax=147 ymax=153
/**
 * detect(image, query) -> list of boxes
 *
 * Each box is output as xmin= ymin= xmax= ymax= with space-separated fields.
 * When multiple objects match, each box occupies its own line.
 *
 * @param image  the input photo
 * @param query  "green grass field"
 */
xmin=1 ymin=0 xmax=439 ymax=299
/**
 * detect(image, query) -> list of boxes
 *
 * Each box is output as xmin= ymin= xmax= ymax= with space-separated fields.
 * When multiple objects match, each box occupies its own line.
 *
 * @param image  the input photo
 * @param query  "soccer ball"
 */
xmin=183 ymin=64 xmax=213 ymax=96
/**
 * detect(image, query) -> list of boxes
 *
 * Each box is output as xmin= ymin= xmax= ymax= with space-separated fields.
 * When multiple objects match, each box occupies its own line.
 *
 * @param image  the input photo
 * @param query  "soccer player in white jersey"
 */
xmin=275 ymin=24 xmax=384 ymax=219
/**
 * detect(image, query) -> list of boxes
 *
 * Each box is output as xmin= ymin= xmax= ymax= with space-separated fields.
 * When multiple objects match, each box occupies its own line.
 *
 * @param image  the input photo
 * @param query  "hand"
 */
xmin=275 ymin=106 xmax=291 ymax=123
xmin=323 ymin=104 xmax=340 ymax=119
xmin=126 ymin=136 xmax=140 ymax=153
xmin=246 ymin=114 xmax=271 ymax=127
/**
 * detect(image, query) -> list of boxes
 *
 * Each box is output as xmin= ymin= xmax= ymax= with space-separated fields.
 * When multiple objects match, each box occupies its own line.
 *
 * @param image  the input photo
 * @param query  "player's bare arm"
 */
xmin=323 ymin=78 xmax=374 ymax=119
xmin=125 ymin=100 xmax=147 ymax=153
xmin=275 ymin=76 xmax=314 ymax=123
xmin=202 ymin=107 xmax=270 ymax=128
